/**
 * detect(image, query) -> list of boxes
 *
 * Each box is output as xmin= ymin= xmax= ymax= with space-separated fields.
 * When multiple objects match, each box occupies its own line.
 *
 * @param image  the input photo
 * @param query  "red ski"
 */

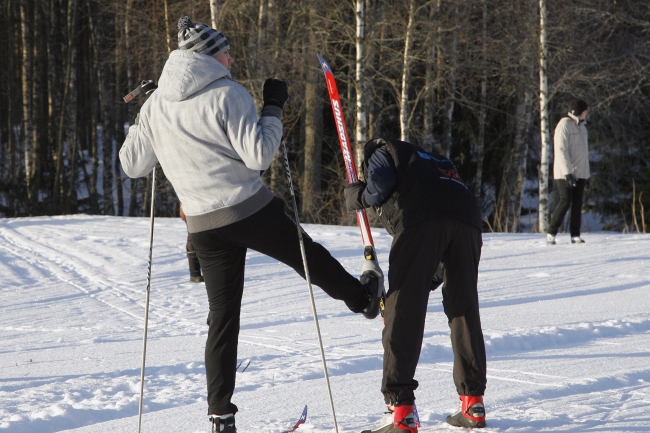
xmin=317 ymin=54 xmax=385 ymax=304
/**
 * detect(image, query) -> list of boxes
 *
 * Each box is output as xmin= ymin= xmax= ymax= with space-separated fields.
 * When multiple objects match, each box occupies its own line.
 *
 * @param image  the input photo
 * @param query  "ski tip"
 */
xmin=317 ymin=54 xmax=331 ymax=72
xmin=300 ymin=404 xmax=308 ymax=422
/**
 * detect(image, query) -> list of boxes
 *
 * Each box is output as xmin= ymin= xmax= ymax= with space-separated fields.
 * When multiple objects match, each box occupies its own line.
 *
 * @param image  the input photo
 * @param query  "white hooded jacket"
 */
xmin=553 ymin=112 xmax=590 ymax=180
xmin=119 ymin=50 xmax=283 ymax=232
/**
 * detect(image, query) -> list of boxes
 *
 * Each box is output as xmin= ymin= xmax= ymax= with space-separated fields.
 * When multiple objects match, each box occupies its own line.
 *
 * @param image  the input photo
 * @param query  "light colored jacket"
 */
xmin=119 ymin=50 xmax=283 ymax=232
xmin=553 ymin=112 xmax=590 ymax=179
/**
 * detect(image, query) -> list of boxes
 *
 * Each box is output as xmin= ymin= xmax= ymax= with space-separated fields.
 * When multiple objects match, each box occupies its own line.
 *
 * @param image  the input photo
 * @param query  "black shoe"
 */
xmin=209 ymin=414 xmax=236 ymax=433
xmin=361 ymin=272 xmax=381 ymax=319
xmin=190 ymin=274 xmax=205 ymax=283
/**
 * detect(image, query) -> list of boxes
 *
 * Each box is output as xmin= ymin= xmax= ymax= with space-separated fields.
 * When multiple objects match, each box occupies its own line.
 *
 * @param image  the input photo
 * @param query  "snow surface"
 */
xmin=1 ymin=215 xmax=649 ymax=433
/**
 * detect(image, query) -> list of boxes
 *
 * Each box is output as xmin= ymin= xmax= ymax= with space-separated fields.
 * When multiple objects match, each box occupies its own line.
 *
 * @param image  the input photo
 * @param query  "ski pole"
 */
xmin=137 ymin=166 xmax=156 ymax=433
xmin=281 ymin=139 xmax=340 ymax=433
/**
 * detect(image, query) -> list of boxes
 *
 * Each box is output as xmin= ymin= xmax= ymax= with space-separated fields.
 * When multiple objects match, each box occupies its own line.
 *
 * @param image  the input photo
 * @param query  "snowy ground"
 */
xmin=1 ymin=215 xmax=649 ymax=433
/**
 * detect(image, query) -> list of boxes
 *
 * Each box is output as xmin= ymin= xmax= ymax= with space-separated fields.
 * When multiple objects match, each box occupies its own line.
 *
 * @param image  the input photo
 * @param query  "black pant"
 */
xmin=381 ymin=217 xmax=486 ymax=405
xmin=548 ymin=178 xmax=586 ymax=237
xmin=186 ymin=232 xmax=202 ymax=276
xmin=190 ymin=197 xmax=367 ymax=415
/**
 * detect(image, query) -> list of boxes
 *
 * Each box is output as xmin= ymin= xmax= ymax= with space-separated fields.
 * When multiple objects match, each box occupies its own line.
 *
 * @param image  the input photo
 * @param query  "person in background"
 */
xmin=119 ymin=16 xmax=381 ymax=433
xmin=345 ymin=138 xmax=487 ymax=432
xmin=547 ymin=98 xmax=590 ymax=245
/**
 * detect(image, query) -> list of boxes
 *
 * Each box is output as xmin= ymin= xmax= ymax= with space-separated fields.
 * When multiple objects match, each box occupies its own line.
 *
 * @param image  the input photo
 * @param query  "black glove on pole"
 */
xmin=344 ymin=181 xmax=368 ymax=211
xmin=263 ymin=78 xmax=289 ymax=108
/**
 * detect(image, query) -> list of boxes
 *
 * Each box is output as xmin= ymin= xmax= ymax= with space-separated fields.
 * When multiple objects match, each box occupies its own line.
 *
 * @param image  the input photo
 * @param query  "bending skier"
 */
xmin=119 ymin=17 xmax=381 ymax=433
xmin=345 ymin=138 xmax=487 ymax=432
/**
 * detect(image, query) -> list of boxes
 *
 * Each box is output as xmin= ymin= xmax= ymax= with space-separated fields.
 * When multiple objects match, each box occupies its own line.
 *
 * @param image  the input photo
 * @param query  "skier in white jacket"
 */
xmin=119 ymin=16 xmax=380 ymax=433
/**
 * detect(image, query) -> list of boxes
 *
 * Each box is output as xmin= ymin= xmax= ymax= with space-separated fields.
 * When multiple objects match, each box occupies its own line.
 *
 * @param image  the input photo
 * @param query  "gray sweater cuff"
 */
xmin=260 ymin=105 xmax=282 ymax=119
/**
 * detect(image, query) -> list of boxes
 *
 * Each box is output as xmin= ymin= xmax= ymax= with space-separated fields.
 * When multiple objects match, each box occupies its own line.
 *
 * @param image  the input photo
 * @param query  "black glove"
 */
xmin=344 ymin=181 xmax=368 ymax=211
xmin=263 ymin=78 xmax=289 ymax=109
xmin=565 ymin=174 xmax=578 ymax=188
xmin=430 ymin=263 xmax=445 ymax=292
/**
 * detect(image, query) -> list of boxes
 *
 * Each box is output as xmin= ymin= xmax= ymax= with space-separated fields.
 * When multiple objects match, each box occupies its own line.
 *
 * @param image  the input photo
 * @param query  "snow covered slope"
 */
xmin=1 ymin=215 xmax=649 ymax=432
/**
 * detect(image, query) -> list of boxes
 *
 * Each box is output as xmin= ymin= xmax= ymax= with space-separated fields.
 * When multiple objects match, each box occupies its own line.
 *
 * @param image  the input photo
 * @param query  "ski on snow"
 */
xmin=317 ymin=54 xmax=385 ymax=301
xmin=281 ymin=405 xmax=308 ymax=433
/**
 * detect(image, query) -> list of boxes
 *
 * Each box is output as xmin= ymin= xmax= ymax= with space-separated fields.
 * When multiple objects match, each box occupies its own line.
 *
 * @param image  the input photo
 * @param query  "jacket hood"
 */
xmin=157 ymin=50 xmax=232 ymax=102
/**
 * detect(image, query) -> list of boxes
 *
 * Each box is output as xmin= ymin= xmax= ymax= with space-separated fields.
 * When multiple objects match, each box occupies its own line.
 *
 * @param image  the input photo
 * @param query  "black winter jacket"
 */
xmin=360 ymin=138 xmax=482 ymax=236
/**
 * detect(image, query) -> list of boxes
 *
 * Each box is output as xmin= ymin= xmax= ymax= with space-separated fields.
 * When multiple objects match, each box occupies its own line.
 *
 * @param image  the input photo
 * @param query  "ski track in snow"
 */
xmin=0 ymin=216 xmax=649 ymax=432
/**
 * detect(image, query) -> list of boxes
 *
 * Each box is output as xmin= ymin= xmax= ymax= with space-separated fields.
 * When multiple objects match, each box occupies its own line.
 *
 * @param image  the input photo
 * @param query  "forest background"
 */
xmin=1 ymin=0 xmax=649 ymax=233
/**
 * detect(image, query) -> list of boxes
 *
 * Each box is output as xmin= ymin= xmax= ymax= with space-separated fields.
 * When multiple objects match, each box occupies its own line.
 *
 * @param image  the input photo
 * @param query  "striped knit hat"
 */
xmin=177 ymin=16 xmax=229 ymax=57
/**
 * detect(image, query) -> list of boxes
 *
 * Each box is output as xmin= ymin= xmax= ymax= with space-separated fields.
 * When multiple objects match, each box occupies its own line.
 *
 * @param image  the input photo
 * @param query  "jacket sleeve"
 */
xmin=119 ymin=119 xmax=159 ymax=178
xmin=222 ymin=86 xmax=283 ymax=171
xmin=553 ymin=119 xmax=572 ymax=177
xmin=364 ymin=145 xmax=397 ymax=207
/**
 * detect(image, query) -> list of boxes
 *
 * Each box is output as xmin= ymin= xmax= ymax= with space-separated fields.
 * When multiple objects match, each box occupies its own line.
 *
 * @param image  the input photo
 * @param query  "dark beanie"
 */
xmin=569 ymin=99 xmax=588 ymax=116
xmin=177 ymin=16 xmax=230 ymax=57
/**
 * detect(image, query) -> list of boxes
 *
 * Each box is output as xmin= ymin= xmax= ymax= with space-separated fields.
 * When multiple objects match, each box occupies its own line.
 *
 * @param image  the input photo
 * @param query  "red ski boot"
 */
xmin=446 ymin=395 xmax=486 ymax=428
xmin=361 ymin=404 xmax=418 ymax=433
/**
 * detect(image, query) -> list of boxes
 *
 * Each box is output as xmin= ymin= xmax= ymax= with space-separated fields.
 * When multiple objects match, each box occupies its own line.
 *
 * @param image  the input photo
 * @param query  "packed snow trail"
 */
xmin=1 ymin=215 xmax=649 ymax=432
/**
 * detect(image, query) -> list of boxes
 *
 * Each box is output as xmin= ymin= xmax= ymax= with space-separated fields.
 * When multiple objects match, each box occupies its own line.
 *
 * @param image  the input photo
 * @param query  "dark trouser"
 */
xmin=548 ymin=178 xmax=586 ymax=237
xmin=190 ymin=197 xmax=367 ymax=415
xmin=186 ymin=232 xmax=202 ymax=276
xmin=381 ymin=217 xmax=486 ymax=405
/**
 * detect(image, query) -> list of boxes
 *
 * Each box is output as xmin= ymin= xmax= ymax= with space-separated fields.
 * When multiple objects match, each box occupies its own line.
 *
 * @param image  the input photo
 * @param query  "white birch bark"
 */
xmin=538 ymin=0 xmax=551 ymax=232
xmin=399 ymin=0 xmax=415 ymax=142
xmin=210 ymin=0 xmax=218 ymax=29
xmin=355 ymin=0 xmax=366 ymax=176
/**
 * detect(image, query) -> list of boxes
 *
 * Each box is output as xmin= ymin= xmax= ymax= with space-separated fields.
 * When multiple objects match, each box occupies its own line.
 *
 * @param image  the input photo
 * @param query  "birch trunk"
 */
xmin=475 ymin=0 xmax=488 ymax=199
xmin=354 ymin=0 xmax=366 ymax=176
xmin=210 ymin=0 xmax=218 ymax=29
xmin=20 ymin=0 xmax=34 ymax=206
xmin=399 ymin=0 xmax=415 ymax=142
xmin=538 ymin=0 xmax=551 ymax=232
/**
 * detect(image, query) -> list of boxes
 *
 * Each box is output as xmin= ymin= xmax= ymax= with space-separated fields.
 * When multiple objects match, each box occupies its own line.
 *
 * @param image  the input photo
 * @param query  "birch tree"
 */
xmin=354 ymin=0 xmax=366 ymax=176
xmin=210 ymin=0 xmax=218 ymax=29
xmin=20 ymin=0 xmax=34 ymax=207
xmin=399 ymin=0 xmax=415 ymax=142
xmin=537 ymin=0 xmax=551 ymax=232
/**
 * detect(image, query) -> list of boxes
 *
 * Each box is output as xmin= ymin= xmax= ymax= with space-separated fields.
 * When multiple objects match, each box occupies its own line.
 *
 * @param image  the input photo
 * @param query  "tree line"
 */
xmin=1 ymin=0 xmax=649 ymax=232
